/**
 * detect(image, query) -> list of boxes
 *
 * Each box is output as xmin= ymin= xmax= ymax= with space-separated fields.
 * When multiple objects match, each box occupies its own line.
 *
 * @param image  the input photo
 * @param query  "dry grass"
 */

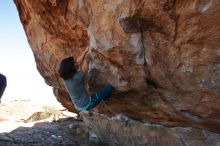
xmin=24 ymin=106 xmax=63 ymax=122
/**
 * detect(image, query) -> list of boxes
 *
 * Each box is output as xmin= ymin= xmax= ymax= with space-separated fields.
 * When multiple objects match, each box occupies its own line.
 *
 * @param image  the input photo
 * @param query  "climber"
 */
xmin=0 ymin=73 xmax=7 ymax=103
xmin=58 ymin=47 xmax=114 ymax=111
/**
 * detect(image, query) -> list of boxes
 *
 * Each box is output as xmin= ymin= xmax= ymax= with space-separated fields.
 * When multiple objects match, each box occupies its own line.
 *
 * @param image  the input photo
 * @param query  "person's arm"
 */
xmin=76 ymin=47 xmax=89 ymax=68
xmin=81 ymin=53 xmax=90 ymax=73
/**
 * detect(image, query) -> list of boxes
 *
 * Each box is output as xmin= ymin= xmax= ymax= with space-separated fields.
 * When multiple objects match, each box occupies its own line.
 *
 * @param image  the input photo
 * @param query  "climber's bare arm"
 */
xmin=76 ymin=47 xmax=89 ymax=68
xmin=76 ymin=47 xmax=89 ymax=65
xmin=81 ymin=54 xmax=90 ymax=73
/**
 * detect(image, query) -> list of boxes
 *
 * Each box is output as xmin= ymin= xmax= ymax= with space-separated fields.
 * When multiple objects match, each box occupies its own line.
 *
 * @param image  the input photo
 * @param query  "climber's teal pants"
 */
xmin=87 ymin=84 xmax=113 ymax=109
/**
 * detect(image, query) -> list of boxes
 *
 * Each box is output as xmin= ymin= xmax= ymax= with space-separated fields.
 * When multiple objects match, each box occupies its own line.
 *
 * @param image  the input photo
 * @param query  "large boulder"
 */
xmin=80 ymin=111 xmax=220 ymax=146
xmin=14 ymin=0 xmax=220 ymax=132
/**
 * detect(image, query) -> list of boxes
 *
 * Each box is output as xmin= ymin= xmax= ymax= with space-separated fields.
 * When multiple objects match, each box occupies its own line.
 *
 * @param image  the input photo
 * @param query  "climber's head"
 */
xmin=59 ymin=57 xmax=77 ymax=80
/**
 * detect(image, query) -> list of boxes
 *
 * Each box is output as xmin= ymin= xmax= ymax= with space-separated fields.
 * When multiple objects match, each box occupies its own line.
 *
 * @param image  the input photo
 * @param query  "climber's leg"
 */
xmin=87 ymin=84 xmax=114 ymax=109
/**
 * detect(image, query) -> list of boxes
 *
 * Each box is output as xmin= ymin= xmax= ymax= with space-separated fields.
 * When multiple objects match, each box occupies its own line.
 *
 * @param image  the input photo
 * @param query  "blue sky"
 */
xmin=0 ymin=1 xmax=56 ymax=104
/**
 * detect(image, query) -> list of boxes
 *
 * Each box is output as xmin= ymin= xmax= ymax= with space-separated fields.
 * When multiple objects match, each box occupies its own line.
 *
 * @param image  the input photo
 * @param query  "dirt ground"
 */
xmin=0 ymin=100 xmax=93 ymax=146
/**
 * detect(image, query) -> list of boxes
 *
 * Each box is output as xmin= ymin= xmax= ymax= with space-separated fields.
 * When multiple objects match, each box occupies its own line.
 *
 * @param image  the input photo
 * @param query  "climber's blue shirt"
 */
xmin=63 ymin=70 xmax=91 ymax=111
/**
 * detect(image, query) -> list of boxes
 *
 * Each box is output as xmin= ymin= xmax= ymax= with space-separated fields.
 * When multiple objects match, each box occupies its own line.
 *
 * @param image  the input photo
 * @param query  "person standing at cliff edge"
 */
xmin=58 ymin=47 xmax=114 ymax=111
xmin=0 ymin=73 xmax=7 ymax=103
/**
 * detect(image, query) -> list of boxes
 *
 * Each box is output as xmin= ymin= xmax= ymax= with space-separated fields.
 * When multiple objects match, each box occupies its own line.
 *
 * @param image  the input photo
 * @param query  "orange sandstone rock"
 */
xmin=14 ymin=0 xmax=220 ymax=132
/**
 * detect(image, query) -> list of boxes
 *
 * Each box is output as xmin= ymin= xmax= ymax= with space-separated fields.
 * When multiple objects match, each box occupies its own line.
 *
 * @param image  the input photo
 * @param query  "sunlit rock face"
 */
xmin=14 ymin=0 xmax=220 ymax=132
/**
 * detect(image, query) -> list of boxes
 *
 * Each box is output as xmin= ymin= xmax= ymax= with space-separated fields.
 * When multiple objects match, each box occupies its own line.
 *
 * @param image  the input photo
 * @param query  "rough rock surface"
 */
xmin=14 ymin=0 xmax=220 ymax=132
xmin=80 ymin=111 xmax=220 ymax=146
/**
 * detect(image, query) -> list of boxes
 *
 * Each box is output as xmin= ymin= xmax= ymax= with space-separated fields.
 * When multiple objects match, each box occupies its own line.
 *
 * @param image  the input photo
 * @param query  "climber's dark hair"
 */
xmin=59 ymin=57 xmax=77 ymax=80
